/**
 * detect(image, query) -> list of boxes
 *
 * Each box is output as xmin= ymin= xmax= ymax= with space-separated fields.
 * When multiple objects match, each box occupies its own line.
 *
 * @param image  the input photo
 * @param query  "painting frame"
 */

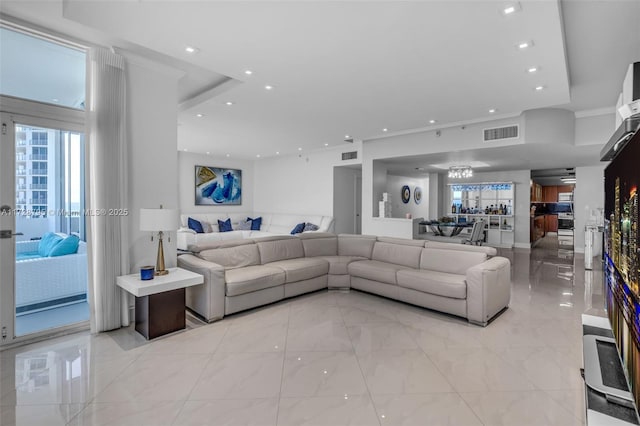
xmin=195 ymin=165 xmax=242 ymax=206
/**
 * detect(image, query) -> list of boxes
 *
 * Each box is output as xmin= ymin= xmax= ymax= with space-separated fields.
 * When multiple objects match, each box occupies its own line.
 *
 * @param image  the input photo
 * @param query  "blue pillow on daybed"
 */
xmin=38 ymin=232 xmax=63 ymax=257
xmin=290 ymin=222 xmax=306 ymax=235
xmin=50 ymin=234 xmax=80 ymax=257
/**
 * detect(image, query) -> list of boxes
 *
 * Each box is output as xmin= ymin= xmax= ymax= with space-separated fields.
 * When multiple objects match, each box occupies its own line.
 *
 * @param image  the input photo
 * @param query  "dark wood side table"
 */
xmin=116 ymin=267 xmax=203 ymax=340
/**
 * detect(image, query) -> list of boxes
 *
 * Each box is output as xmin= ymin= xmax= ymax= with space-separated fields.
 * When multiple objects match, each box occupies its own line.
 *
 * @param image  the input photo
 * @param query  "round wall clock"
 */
xmin=414 ymin=187 xmax=422 ymax=204
xmin=401 ymin=185 xmax=411 ymax=204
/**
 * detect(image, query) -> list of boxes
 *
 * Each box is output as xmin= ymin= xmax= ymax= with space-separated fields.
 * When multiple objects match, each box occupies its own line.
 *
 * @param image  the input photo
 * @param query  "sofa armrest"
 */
xmin=178 ymin=254 xmax=226 ymax=322
xmin=465 ymin=256 xmax=511 ymax=326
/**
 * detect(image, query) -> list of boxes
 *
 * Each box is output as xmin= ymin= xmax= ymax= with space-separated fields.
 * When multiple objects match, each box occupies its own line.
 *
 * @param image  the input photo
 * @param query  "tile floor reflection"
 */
xmin=0 ymin=242 xmax=602 ymax=425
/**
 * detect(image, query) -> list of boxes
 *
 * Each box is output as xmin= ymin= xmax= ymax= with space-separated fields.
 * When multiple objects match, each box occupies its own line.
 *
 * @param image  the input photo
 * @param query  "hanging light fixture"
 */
xmin=448 ymin=165 xmax=473 ymax=179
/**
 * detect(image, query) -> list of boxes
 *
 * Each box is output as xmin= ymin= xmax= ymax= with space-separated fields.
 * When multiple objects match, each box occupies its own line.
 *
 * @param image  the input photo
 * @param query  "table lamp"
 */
xmin=140 ymin=206 xmax=178 ymax=276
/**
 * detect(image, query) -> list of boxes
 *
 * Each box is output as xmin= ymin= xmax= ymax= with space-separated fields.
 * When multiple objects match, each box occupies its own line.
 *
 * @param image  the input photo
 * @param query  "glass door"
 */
xmin=0 ymin=113 xmax=88 ymax=347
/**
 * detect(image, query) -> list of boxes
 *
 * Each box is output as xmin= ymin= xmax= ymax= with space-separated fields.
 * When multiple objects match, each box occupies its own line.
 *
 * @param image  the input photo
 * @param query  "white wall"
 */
xmin=253 ymin=143 xmax=361 ymax=216
xmin=575 ymin=113 xmax=615 ymax=146
xmin=333 ymin=166 xmax=361 ymax=234
xmin=385 ymin=174 xmax=429 ymax=219
xmin=443 ymin=169 xmax=532 ymax=248
xmin=124 ymin=54 xmax=181 ymax=273
xmin=574 ymin=164 xmax=606 ymax=254
xmin=178 ymin=151 xmax=254 ymax=215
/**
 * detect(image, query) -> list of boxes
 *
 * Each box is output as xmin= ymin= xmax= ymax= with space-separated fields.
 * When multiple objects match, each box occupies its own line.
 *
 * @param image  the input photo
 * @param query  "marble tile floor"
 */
xmin=0 ymin=244 xmax=603 ymax=426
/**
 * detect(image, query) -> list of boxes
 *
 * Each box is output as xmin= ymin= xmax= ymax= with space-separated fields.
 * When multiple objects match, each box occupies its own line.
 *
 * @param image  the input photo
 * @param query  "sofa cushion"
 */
xmin=347 ymin=260 xmax=409 ymax=285
xmin=188 ymin=217 xmax=205 ymax=233
xmin=225 ymin=265 xmax=286 ymax=296
xmin=420 ymin=248 xmax=487 ymax=275
xmin=257 ymin=238 xmax=304 ymax=264
xmin=320 ymin=255 xmax=367 ymax=275
xmin=300 ymin=236 xmax=338 ymax=257
xmin=198 ymin=244 xmax=261 ymax=269
xmin=38 ymin=232 xmax=63 ymax=257
xmin=267 ymin=257 xmax=329 ymax=283
xmin=396 ymin=269 xmax=467 ymax=299
xmin=49 ymin=234 xmax=80 ymax=257
xmin=338 ymin=234 xmax=377 ymax=258
xmin=372 ymin=242 xmax=422 ymax=269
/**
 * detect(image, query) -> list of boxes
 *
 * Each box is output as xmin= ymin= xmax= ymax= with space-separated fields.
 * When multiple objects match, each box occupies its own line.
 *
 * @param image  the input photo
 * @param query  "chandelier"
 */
xmin=448 ymin=165 xmax=473 ymax=179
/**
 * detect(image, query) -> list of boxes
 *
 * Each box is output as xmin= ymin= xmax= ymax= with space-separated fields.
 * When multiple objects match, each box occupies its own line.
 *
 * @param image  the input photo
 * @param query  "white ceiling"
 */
xmin=1 ymin=0 xmax=639 ymax=169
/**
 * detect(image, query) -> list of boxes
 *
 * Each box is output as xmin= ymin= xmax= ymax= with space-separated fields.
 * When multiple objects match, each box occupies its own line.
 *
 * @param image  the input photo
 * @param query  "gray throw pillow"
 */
xmin=303 ymin=222 xmax=319 ymax=232
xmin=236 ymin=219 xmax=252 ymax=230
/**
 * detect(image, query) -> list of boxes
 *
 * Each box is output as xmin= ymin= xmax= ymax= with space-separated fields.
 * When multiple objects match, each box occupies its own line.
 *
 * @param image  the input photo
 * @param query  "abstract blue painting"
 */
xmin=195 ymin=166 xmax=242 ymax=205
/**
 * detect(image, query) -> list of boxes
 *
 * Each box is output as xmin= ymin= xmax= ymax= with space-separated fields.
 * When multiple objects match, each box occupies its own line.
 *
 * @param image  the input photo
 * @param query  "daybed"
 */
xmin=178 ymin=233 xmax=510 ymax=326
xmin=176 ymin=212 xmax=334 ymax=250
xmin=15 ymin=239 xmax=88 ymax=311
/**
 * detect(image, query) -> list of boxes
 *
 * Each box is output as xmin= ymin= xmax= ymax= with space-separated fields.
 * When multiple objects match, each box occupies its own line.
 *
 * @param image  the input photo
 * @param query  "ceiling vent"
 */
xmin=483 ymin=124 xmax=519 ymax=142
xmin=342 ymin=151 xmax=357 ymax=161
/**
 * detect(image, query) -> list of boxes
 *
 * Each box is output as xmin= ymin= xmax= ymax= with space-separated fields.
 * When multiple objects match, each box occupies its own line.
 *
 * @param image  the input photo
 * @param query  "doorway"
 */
xmin=0 ymin=113 xmax=88 ymax=346
xmin=333 ymin=165 xmax=362 ymax=234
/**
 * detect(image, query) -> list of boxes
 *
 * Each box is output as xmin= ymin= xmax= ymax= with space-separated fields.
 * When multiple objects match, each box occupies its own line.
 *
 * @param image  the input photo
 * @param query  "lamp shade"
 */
xmin=140 ymin=208 xmax=179 ymax=232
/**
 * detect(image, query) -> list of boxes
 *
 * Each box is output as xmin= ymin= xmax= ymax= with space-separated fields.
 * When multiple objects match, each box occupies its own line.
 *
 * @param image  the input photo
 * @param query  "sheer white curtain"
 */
xmin=86 ymin=48 xmax=130 ymax=332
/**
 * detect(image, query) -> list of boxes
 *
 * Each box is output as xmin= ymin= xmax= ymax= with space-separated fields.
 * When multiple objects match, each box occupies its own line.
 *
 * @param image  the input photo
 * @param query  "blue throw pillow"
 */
xmin=218 ymin=218 xmax=233 ymax=232
xmin=247 ymin=216 xmax=262 ymax=231
xmin=38 ymin=232 xmax=63 ymax=257
xmin=290 ymin=222 xmax=306 ymax=235
xmin=50 ymin=235 xmax=80 ymax=257
xmin=188 ymin=217 xmax=204 ymax=233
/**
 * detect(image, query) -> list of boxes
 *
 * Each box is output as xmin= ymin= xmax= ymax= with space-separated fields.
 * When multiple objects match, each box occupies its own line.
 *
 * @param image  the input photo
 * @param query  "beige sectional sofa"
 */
xmin=178 ymin=233 xmax=511 ymax=326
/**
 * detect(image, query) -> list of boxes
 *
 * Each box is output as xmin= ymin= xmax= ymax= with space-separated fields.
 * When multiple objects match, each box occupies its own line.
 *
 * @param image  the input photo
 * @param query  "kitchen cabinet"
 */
xmin=556 ymin=184 xmax=575 ymax=195
xmin=545 ymin=214 xmax=558 ymax=233
xmin=542 ymin=186 xmax=558 ymax=203
xmin=530 ymin=183 xmax=542 ymax=202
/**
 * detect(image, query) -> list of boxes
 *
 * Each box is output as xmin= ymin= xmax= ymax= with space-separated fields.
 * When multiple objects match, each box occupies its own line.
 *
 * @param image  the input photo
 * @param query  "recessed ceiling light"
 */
xmin=265 ymin=85 xmax=274 ymax=90
xmin=345 ymin=134 xmax=350 ymax=139
xmin=382 ymin=128 xmax=388 ymax=132
xmin=535 ymin=85 xmax=545 ymax=91
xmin=489 ymin=109 xmax=496 ymax=113
xmin=298 ymin=147 xmax=302 ymax=151
xmin=226 ymin=153 xmax=230 ymax=157
xmin=185 ymin=46 xmax=198 ymax=54
xmin=276 ymin=151 xmax=280 ymax=155
xmin=225 ymin=101 xmax=234 ymax=106
xmin=244 ymin=70 xmax=253 ymax=75
xmin=52 ymin=98 xmax=59 ymax=103
xmin=256 ymin=154 xmax=261 ymax=158
xmin=429 ymin=119 xmax=437 ymax=124
xmin=324 ymin=143 xmax=329 ymax=147
xmin=206 ymin=152 xmax=210 ymax=155
xmin=183 ymin=149 xmax=188 ymax=152
xmin=528 ymin=66 xmax=538 ymax=73
xmin=517 ymin=41 xmax=533 ymax=49
xmin=502 ymin=3 xmax=521 ymax=15
xmin=196 ymin=113 xmax=204 ymax=118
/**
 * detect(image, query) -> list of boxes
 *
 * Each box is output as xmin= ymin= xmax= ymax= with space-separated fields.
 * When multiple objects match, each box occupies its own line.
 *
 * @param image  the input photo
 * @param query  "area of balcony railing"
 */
xmin=29 ymin=198 xmax=47 ymax=204
xmin=16 ymin=184 xmax=26 ymax=190
xmin=29 ymin=169 xmax=48 ymax=175
xmin=16 ymin=170 xmax=26 ymax=175
xmin=29 ymin=184 xmax=48 ymax=190
xmin=29 ymin=140 xmax=47 ymax=146
xmin=29 ymin=154 xmax=48 ymax=161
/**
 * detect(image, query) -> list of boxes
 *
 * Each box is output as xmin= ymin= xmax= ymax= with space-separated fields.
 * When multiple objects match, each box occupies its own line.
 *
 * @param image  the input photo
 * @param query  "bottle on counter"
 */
xmin=484 ymin=205 xmax=489 ymax=214
xmin=452 ymin=203 xmax=456 ymax=214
